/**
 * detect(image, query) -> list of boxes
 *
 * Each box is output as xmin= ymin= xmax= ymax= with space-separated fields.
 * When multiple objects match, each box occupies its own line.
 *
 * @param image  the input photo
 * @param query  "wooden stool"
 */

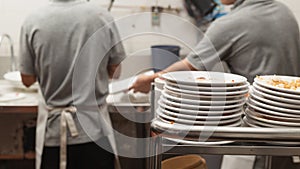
xmin=162 ymin=154 xmax=208 ymax=169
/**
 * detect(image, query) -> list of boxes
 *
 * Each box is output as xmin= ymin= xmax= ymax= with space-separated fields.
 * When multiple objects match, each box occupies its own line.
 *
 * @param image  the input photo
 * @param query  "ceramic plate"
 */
xmin=166 ymin=80 xmax=249 ymax=92
xmin=246 ymin=101 xmax=300 ymax=118
xmin=254 ymin=75 xmax=300 ymax=95
xmin=164 ymin=87 xmax=247 ymax=100
xmin=157 ymin=109 xmax=241 ymax=126
xmin=251 ymin=91 xmax=300 ymax=110
xmin=165 ymin=137 xmax=234 ymax=145
xmin=246 ymin=112 xmax=300 ymax=127
xmin=243 ymin=117 xmax=300 ymax=145
xmin=160 ymin=96 xmax=245 ymax=111
xmin=109 ymin=76 xmax=137 ymax=94
xmin=162 ymin=71 xmax=247 ymax=86
xmin=159 ymin=99 xmax=242 ymax=116
xmin=159 ymin=107 xmax=242 ymax=121
xmin=248 ymin=97 xmax=300 ymax=115
xmin=253 ymin=82 xmax=300 ymax=100
xmin=245 ymin=107 xmax=300 ymax=123
xmin=164 ymin=84 xmax=249 ymax=96
xmin=162 ymin=90 xmax=246 ymax=106
xmin=251 ymin=86 xmax=300 ymax=105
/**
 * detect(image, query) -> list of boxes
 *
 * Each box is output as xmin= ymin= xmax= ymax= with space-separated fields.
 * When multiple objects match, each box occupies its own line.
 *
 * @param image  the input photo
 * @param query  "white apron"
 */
xmin=35 ymin=90 xmax=121 ymax=169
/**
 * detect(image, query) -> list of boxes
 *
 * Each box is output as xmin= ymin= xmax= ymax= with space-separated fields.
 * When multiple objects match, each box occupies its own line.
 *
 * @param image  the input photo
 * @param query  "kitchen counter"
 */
xmin=0 ymin=80 xmax=38 ymax=113
xmin=0 ymin=80 xmax=151 ymax=113
xmin=0 ymin=80 xmax=151 ymax=169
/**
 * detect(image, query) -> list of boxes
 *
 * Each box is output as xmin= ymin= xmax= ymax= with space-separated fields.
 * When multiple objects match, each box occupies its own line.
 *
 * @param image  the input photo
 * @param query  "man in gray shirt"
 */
xmin=130 ymin=0 xmax=300 ymax=168
xmin=20 ymin=0 xmax=126 ymax=169
xmin=130 ymin=0 xmax=300 ymax=92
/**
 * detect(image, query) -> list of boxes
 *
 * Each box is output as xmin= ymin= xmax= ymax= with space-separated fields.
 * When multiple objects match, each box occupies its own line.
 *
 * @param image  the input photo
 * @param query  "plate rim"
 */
xmin=164 ymin=84 xmax=249 ymax=96
xmin=162 ymin=71 xmax=248 ymax=85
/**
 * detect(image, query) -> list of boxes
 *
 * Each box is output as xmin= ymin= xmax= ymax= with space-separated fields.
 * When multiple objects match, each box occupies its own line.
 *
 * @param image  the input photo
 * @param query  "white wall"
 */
xmin=0 ymin=0 xmax=197 ymax=55
xmin=278 ymin=0 xmax=300 ymax=24
xmin=1 ymin=0 xmax=300 ymax=56
xmin=0 ymin=0 xmax=200 ymax=78
xmin=0 ymin=0 xmax=300 ymax=78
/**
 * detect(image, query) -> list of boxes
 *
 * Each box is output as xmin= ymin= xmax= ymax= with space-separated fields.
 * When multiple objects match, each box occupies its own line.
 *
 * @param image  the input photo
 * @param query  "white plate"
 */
xmin=243 ymin=117 xmax=300 ymax=145
xmin=164 ymin=87 xmax=247 ymax=99
xmin=162 ymin=71 xmax=248 ymax=86
xmin=162 ymin=90 xmax=246 ymax=106
xmin=109 ymin=76 xmax=137 ymax=94
xmin=3 ymin=71 xmax=22 ymax=82
xmin=245 ymin=107 xmax=300 ymax=123
xmin=246 ymin=101 xmax=300 ymax=118
xmin=248 ymin=97 xmax=300 ymax=115
xmin=254 ymin=75 xmax=300 ymax=95
xmin=164 ymin=84 xmax=249 ymax=96
xmin=253 ymin=82 xmax=300 ymax=100
xmin=160 ymin=96 xmax=245 ymax=111
xmin=159 ymin=99 xmax=243 ymax=116
xmin=159 ymin=107 xmax=242 ymax=121
xmin=165 ymin=137 xmax=234 ymax=145
xmin=251 ymin=86 xmax=300 ymax=105
xmin=166 ymin=80 xmax=249 ymax=92
xmin=245 ymin=115 xmax=287 ymax=128
xmin=246 ymin=112 xmax=300 ymax=127
xmin=157 ymin=109 xmax=241 ymax=126
xmin=251 ymin=91 xmax=300 ymax=110
xmin=0 ymin=93 xmax=26 ymax=102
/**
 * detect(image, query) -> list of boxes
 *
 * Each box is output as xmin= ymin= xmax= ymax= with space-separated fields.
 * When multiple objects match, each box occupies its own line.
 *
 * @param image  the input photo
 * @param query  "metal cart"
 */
xmin=149 ymin=85 xmax=300 ymax=169
xmin=149 ymin=119 xmax=300 ymax=169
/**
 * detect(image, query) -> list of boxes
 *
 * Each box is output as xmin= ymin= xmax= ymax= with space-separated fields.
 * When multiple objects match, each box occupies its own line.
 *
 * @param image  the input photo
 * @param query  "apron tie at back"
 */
xmin=47 ymin=106 xmax=78 ymax=169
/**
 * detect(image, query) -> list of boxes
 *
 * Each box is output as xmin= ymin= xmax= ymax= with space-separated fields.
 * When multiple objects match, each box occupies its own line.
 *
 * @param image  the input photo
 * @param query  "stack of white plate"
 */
xmin=245 ymin=75 xmax=300 ymax=128
xmin=157 ymin=71 xmax=249 ymax=126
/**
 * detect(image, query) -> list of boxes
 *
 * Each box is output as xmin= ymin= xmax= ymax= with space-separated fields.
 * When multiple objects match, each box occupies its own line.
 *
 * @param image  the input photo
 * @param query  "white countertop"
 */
xmin=0 ymin=80 xmax=150 ymax=108
xmin=0 ymin=80 xmax=39 ymax=107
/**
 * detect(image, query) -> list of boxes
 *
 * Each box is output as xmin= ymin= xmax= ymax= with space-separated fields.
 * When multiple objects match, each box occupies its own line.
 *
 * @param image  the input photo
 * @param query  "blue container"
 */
xmin=151 ymin=45 xmax=180 ymax=72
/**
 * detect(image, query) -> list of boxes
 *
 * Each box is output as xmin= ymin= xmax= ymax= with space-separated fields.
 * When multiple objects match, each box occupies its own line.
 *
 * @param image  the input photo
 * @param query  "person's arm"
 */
xmin=128 ymin=58 xmax=197 ymax=93
xmin=107 ymin=63 xmax=121 ymax=79
xmin=21 ymin=73 xmax=36 ymax=88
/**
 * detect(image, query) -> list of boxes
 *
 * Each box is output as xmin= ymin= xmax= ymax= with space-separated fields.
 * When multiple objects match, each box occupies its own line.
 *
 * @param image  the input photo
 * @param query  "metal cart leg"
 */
xmin=149 ymin=135 xmax=163 ymax=169
xmin=149 ymin=136 xmax=155 ymax=169
xmin=264 ymin=156 xmax=272 ymax=169
xmin=154 ymin=136 xmax=162 ymax=169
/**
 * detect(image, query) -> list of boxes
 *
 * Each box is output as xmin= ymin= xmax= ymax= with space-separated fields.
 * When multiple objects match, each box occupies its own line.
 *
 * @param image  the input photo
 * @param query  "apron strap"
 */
xmin=46 ymin=106 xmax=78 ymax=169
xmin=60 ymin=106 xmax=78 ymax=169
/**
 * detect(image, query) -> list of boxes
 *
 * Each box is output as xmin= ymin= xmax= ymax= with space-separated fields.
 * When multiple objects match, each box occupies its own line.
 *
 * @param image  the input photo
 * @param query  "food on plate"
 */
xmin=196 ymin=77 xmax=207 ymax=81
xmin=257 ymin=76 xmax=300 ymax=90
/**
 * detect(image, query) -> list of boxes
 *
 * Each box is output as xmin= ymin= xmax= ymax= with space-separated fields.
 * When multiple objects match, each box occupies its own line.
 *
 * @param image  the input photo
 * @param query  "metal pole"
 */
xmin=264 ymin=156 xmax=272 ymax=169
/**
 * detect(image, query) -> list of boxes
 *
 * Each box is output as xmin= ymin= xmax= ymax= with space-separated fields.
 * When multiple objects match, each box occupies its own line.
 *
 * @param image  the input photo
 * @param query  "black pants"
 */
xmin=41 ymin=137 xmax=115 ymax=169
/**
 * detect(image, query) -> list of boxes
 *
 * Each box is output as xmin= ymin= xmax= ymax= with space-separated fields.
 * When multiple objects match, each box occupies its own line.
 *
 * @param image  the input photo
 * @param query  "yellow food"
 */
xmin=258 ymin=76 xmax=300 ymax=90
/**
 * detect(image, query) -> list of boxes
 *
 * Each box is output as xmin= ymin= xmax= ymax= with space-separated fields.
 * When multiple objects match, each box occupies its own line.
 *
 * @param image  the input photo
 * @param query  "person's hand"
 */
xmin=128 ymin=74 xmax=155 ymax=93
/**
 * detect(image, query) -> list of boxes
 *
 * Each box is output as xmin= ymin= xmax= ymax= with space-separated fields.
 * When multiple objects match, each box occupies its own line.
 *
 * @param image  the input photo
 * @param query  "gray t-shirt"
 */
xmin=20 ymin=0 xmax=126 ymax=146
xmin=187 ymin=0 xmax=300 ymax=83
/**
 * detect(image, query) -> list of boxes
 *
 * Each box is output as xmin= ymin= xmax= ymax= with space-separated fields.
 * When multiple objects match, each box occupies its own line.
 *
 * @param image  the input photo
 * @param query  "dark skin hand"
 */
xmin=21 ymin=73 xmax=36 ymax=88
